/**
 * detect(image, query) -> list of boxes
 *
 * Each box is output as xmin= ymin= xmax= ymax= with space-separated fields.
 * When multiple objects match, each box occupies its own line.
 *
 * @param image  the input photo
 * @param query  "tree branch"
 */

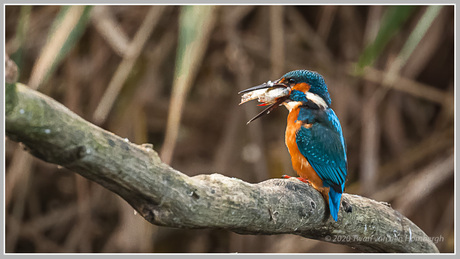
xmin=5 ymin=81 xmax=439 ymax=253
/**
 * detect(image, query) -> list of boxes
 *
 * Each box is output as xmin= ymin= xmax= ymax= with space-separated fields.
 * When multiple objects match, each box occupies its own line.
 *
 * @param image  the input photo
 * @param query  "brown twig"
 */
xmin=90 ymin=6 xmax=129 ymax=57
xmin=356 ymin=65 xmax=449 ymax=105
xmin=93 ymin=6 xmax=167 ymax=124
xmin=286 ymin=6 xmax=334 ymax=69
xmin=359 ymin=83 xmax=380 ymax=196
xmin=317 ymin=6 xmax=337 ymax=41
xmin=378 ymin=127 xmax=453 ymax=184
xmin=373 ymin=151 xmax=454 ymax=210
xmin=392 ymin=152 xmax=454 ymax=216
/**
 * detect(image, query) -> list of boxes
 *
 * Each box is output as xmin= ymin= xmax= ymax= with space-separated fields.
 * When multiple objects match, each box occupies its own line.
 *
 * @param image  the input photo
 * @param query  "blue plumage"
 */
xmin=295 ymin=107 xmax=347 ymax=221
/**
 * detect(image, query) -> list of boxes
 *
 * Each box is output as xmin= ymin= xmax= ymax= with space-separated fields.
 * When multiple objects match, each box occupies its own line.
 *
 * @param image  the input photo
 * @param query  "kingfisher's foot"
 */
xmin=281 ymin=175 xmax=311 ymax=184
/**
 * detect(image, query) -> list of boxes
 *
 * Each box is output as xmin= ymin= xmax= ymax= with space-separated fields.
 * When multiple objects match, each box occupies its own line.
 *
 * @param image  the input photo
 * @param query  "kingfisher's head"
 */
xmin=277 ymin=70 xmax=331 ymax=111
xmin=239 ymin=70 xmax=331 ymax=123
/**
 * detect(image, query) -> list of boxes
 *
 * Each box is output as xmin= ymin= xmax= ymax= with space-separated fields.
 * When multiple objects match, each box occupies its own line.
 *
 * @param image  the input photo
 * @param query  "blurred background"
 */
xmin=5 ymin=5 xmax=454 ymax=253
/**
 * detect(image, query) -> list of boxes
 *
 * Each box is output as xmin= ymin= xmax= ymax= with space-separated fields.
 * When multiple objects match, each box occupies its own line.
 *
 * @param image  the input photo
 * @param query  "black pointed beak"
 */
xmin=238 ymin=80 xmax=285 ymax=94
xmin=238 ymin=83 xmax=270 ymax=94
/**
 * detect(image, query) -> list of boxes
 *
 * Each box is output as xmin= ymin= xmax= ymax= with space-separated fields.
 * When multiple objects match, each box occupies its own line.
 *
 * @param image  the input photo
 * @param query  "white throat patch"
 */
xmin=283 ymin=101 xmax=302 ymax=112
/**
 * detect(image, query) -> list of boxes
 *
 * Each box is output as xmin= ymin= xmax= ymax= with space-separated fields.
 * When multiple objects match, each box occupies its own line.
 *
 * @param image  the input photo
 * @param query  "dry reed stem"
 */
xmin=91 ymin=6 xmax=129 ymax=56
xmin=93 ymin=6 xmax=166 ymax=124
xmin=373 ymin=151 xmax=453 ymax=207
xmin=270 ymin=6 xmax=285 ymax=76
xmin=28 ymin=6 xmax=85 ymax=90
xmin=161 ymin=6 xmax=218 ymax=164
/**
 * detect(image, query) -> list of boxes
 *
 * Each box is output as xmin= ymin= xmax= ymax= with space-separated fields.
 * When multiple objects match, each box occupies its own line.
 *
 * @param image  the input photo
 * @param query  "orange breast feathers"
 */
xmin=284 ymin=106 xmax=329 ymax=196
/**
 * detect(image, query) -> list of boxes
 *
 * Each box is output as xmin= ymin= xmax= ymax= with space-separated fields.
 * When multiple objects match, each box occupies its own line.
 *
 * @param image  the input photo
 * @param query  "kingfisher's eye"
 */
xmin=288 ymin=78 xmax=296 ymax=84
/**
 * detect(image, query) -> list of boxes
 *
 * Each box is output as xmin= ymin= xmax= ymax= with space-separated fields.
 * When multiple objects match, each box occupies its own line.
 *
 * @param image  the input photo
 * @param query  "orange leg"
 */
xmin=282 ymin=174 xmax=311 ymax=184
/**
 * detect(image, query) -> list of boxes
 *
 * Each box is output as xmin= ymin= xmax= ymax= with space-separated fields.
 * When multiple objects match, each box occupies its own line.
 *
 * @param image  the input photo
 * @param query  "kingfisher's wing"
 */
xmin=295 ymin=109 xmax=347 ymax=193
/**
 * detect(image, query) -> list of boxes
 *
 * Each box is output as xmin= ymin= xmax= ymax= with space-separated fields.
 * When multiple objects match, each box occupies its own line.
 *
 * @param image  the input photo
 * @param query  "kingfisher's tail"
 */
xmin=328 ymin=187 xmax=343 ymax=221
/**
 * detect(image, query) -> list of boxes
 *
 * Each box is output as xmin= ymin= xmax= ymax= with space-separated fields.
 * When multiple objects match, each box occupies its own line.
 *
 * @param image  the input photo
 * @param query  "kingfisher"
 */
xmin=239 ymin=70 xmax=347 ymax=221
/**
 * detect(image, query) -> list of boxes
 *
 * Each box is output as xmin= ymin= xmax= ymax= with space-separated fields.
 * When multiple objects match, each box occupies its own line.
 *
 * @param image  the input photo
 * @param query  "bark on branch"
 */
xmin=5 ymin=81 xmax=439 ymax=253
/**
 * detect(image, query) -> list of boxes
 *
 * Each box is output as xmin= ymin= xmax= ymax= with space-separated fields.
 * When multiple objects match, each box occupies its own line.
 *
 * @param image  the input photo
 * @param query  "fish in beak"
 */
xmin=238 ymin=80 xmax=290 ymax=124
